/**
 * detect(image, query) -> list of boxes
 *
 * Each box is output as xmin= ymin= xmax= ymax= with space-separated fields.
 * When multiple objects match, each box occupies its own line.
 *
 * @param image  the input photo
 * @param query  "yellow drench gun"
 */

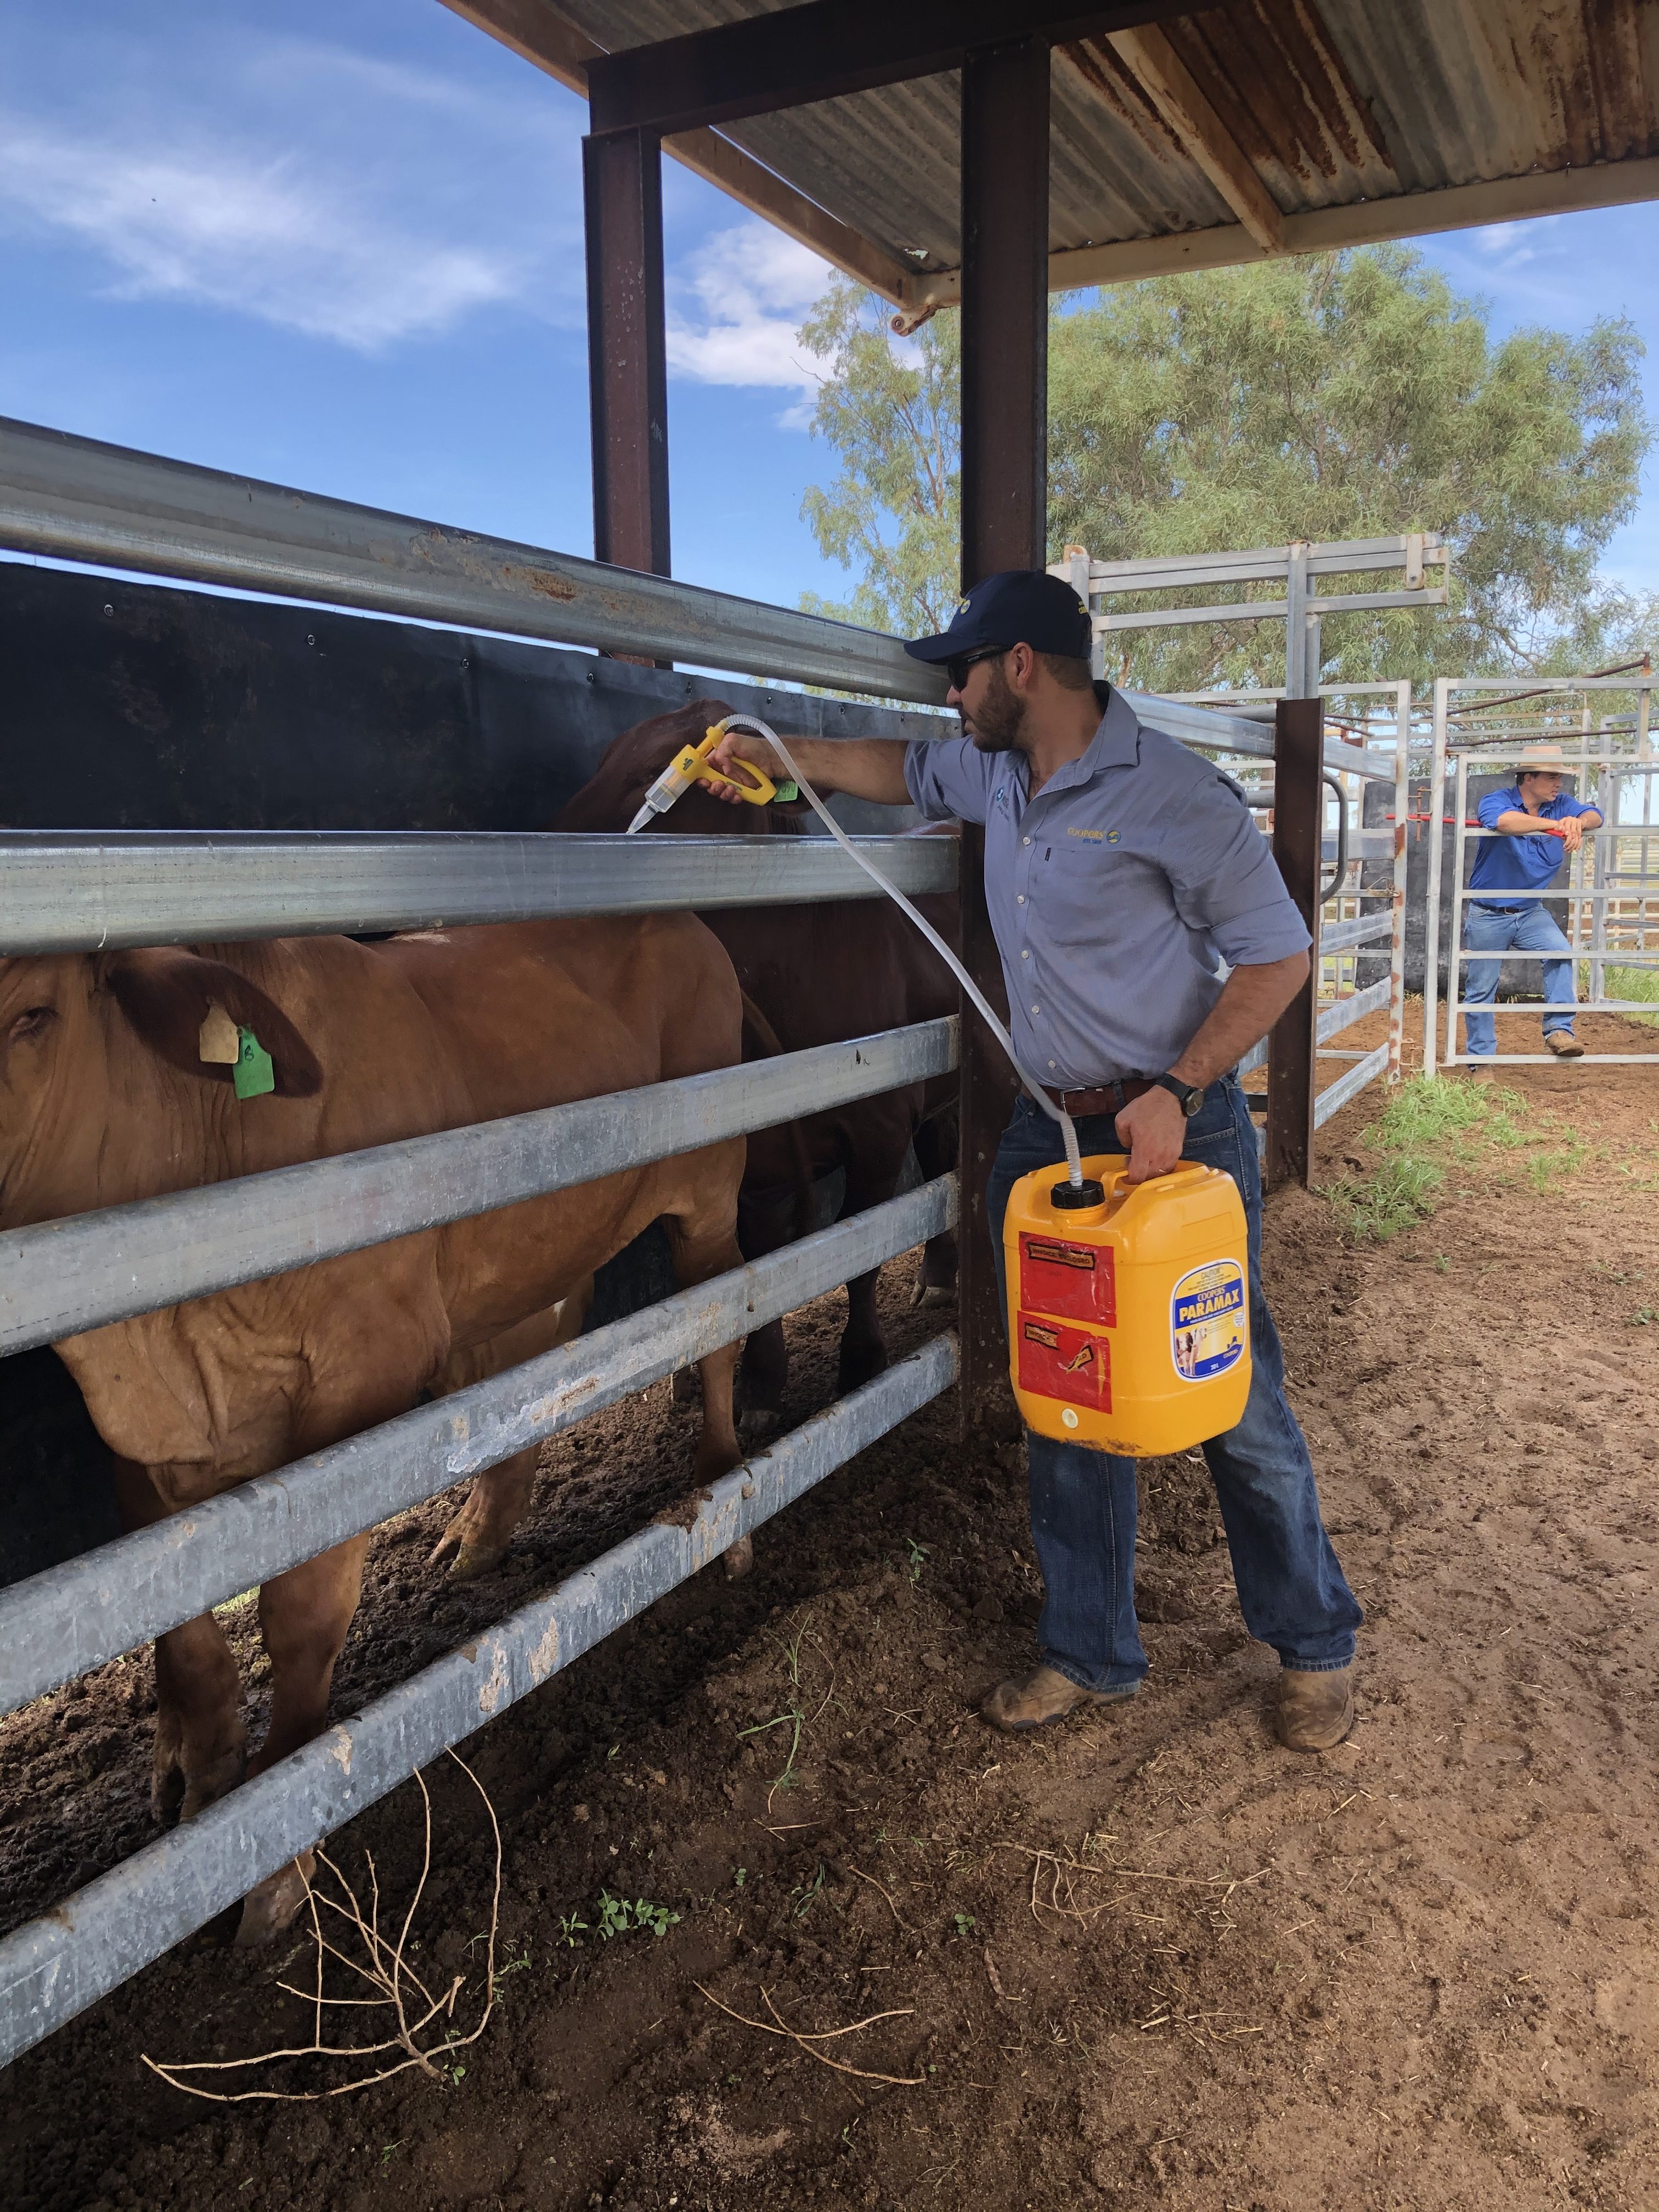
xmin=625 ymin=725 xmax=791 ymax=833
xmin=1005 ymin=1156 xmax=1250 ymax=1456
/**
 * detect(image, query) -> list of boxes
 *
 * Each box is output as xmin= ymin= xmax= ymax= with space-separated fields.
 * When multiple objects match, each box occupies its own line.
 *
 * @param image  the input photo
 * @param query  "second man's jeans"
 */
xmin=987 ymin=1079 xmax=1362 ymax=1692
xmin=1462 ymin=900 xmax=1577 ymax=1058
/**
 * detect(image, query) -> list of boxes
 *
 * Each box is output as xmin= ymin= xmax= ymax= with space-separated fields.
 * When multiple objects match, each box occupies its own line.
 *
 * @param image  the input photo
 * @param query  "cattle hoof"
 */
xmin=738 ymin=1404 xmax=783 ymax=1444
xmin=913 ymin=1282 xmax=956 ymax=1311
xmin=670 ymin=1366 xmax=700 ymax=1406
xmin=235 ymin=1854 xmax=314 ymax=1948
xmin=430 ymin=1522 xmax=506 ymax=1579
xmin=447 ymin=1539 xmax=509 ymax=1582
xmin=723 ymin=1536 xmax=754 ymax=1580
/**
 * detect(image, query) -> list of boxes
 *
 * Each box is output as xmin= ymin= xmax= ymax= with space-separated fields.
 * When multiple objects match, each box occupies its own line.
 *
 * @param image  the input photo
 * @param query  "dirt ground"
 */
xmin=3 ymin=1008 xmax=1657 ymax=2212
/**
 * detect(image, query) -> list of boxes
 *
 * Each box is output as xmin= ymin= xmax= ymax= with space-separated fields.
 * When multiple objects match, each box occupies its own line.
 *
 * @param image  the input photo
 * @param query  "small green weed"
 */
xmin=732 ymin=1866 xmax=747 ymax=1888
xmin=1432 ymin=1254 xmax=1449 ymax=1273
xmin=1630 ymin=1307 xmax=1657 ymax=1327
xmin=905 ymin=1537 xmax=930 ymax=1585
xmin=557 ymin=1912 xmax=588 ymax=1947
xmin=593 ymin=1889 xmax=680 ymax=1940
xmin=952 ymin=1911 xmax=978 ymax=1937
xmin=792 ymin=1862 xmax=827 ymax=1918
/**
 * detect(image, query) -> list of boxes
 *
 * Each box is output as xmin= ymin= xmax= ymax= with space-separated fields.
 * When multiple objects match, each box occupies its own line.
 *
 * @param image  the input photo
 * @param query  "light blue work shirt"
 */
xmin=903 ymin=685 xmax=1310 ymax=1089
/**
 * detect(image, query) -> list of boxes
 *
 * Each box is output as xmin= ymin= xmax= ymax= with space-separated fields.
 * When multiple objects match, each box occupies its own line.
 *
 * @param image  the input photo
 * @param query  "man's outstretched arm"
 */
xmin=705 ymin=729 xmax=912 ymax=807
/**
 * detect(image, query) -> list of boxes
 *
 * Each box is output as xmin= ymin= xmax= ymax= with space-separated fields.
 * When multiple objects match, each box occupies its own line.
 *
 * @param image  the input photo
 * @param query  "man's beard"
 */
xmin=963 ymin=662 xmax=1028 ymax=753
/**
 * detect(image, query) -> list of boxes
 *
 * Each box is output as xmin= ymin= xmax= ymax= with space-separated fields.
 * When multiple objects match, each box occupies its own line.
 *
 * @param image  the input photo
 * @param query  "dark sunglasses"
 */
xmin=945 ymin=643 xmax=1008 ymax=691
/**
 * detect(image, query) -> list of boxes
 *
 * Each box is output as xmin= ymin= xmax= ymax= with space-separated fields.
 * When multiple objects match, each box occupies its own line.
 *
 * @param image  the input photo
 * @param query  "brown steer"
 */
xmin=0 ymin=917 xmax=746 ymax=1939
xmin=558 ymin=700 xmax=961 ymax=1419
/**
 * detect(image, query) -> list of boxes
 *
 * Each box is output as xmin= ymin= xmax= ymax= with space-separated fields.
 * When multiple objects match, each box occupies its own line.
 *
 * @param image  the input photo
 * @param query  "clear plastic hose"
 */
xmin=714 ymin=714 xmax=1085 ymax=1188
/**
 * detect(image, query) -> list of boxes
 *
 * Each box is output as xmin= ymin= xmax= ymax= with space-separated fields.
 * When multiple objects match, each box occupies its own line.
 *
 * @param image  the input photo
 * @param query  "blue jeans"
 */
xmin=987 ymin=1080 xmax=1361 ymax=1689
xmin=1462 ymin=901 xmax=1576 ymax=1057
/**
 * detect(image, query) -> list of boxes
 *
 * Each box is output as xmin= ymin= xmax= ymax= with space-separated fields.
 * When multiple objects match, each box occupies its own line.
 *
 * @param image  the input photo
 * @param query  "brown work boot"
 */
xmin=981 ymin=1663 xmax=1137 ymax=1734
xmin=1274 ymin=1664 xmax=1355 ymax=1751
xmin=1544 ymin=1031 xmax=1583 ymax=1059
xmin=1467 ymin=1062 xmax=1494 ymax=1085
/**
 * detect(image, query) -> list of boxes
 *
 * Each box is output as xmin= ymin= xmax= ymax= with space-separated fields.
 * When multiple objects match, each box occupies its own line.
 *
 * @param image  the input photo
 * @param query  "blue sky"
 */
xmin=3 ymin=0 xmax=1658 ymax=613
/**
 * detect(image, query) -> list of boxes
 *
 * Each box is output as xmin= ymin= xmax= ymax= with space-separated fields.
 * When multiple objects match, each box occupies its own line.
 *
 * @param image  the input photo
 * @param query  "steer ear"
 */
xmin=101 ymin=950 xmax=324 ymax=1098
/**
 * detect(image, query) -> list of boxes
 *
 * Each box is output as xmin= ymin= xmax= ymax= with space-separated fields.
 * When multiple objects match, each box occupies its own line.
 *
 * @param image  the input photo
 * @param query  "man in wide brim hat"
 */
xmin=1465 ymin=740 xmax=1603 ymax=1070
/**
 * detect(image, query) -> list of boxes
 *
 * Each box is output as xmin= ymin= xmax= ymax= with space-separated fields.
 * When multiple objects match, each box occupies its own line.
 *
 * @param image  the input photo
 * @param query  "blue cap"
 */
xmin=904 ymin=569 xmax=1092 ymax=665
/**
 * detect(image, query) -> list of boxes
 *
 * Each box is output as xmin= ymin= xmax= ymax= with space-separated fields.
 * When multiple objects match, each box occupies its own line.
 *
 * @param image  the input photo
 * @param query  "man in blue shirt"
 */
xmin=1465 ymin=743 xmax=1602 ymax=1068
xmin=707 ymin=571 xmax=1361 ymax=1753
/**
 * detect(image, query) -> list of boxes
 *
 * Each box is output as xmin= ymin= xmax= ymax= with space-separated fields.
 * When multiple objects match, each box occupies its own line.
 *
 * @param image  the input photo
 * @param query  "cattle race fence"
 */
xmin=1173 ymin=681 xmax=1413 ymax=1137
xmin=0 ymin=417 xmax=1392 ymax=2067
xmin=1423 ymin=673 xmax=1659 ymax=1076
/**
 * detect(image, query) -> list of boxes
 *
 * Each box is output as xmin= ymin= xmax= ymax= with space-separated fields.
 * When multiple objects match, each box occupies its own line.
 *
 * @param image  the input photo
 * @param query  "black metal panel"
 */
xmin=0 ymin=561 xmax=934 ymax=834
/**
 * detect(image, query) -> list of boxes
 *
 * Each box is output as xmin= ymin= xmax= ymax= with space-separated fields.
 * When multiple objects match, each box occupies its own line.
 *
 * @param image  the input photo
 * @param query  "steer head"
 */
xmin=0 ymin=948 xmax=322 ymax=1228
xmin=555 ymin=698 xmax=809 ymax=837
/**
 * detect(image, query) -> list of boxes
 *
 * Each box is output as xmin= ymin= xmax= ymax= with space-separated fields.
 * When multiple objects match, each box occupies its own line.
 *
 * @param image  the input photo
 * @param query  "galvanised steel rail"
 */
xmin=0 ymin=1019 xmax=957 ymax=1356
xmin=0 ymin=415 xmax=950 ymax=707
xmin=0 ymin=416 xmax=1295 ymax=759
xmin=0 ymin=830 xmax=958 ymax=956
xmin=0 ymin=1176 xmax=957 ymax=1718
xmin=0 ymin=1330 xmax=957 ymax=2069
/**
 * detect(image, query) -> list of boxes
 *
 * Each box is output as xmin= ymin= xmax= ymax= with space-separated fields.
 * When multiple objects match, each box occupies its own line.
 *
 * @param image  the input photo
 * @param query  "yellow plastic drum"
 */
xmin=1003 ymin=1154 xmax=1251 ymax=1456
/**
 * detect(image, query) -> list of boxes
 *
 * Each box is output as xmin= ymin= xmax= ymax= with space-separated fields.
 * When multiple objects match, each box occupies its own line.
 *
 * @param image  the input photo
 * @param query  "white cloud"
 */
xmin=0 ymin=122 xmax=522 ymax=350
xmin=667 ymin=221 xmax=836 ymax=422
xmin=0 ymin=25 xmax=584 ymax=354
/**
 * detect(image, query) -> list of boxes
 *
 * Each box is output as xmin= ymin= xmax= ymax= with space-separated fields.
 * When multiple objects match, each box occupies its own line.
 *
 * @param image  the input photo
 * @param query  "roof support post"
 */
xmin=956 ymin=35 xmax=1051 ymax=1436
xmin=583 ymin=126 xmax=670 ymax=580
xmin=1267 ymin=697 xmax=1322 ymax=1189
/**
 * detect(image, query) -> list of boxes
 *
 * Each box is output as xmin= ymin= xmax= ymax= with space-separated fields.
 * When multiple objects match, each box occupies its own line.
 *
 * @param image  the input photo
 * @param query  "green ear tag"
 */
xmin=233 ymin=1026 xmax=276 ymax=1101
xmin=774 ymin=781 xmax=799 ymax=803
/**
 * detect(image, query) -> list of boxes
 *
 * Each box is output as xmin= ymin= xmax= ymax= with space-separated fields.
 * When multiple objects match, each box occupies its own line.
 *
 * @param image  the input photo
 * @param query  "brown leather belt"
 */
xmin=1040 ymin=1077 xmax=1157 ymax=1116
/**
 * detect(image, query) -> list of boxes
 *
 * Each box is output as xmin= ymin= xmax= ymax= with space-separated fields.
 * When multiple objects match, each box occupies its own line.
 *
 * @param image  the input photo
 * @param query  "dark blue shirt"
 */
xmin=1470 ymin=785 xmax=1601 ymax=906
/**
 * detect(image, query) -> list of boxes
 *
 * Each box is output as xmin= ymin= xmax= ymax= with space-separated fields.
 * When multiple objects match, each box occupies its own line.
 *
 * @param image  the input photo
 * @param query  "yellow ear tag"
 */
xmin=233 ymin=1027 xmax=276 ymax=1101
xmin=198 ymin=1002 xmax=240 ymax=1064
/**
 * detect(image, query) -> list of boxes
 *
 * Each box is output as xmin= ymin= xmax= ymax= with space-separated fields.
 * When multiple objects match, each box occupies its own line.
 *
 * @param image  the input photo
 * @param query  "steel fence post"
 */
xmin=955 ymin=32 xmax=1048 ymax=1436
xmin=1267 ymin=696 xmax=1321 ymax=1188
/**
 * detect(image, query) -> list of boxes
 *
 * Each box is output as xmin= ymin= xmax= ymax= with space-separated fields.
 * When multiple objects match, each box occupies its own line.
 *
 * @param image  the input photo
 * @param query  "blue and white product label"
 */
xmin=1170 ymin=1260 xmax=1246 ymax=1382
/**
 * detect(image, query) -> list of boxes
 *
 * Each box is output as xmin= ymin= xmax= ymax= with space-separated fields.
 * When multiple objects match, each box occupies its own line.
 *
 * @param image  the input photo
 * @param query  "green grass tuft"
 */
xmin=1604 ymin=964 xmax=1659 ymax=1029
xmin=1320 ymin=1075 xmax=1577 ymax=1242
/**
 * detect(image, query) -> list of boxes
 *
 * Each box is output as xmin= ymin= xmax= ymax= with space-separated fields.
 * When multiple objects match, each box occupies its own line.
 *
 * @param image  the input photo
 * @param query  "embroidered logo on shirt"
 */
xmin=1067 ymin=826 xmax=1104 ymax=840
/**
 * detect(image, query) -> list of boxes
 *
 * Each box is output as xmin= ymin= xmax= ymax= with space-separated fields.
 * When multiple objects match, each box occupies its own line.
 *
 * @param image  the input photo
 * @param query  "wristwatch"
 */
xmin=1150 ymin=1074 xmax=1206 ymax=1118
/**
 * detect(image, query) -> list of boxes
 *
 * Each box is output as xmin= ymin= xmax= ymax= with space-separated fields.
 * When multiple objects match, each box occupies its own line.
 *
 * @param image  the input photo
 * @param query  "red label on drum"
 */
xmin=1018 ymin=1232 xmax=1115 ymax=1324
xmin=1016 ymin=1313 xmax=1112 ymax=1412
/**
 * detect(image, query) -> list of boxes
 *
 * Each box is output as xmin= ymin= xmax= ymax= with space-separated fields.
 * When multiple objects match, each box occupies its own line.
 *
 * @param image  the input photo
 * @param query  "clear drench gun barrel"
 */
xmin=1004 ymin=1156 xmax=1251 ymax=1455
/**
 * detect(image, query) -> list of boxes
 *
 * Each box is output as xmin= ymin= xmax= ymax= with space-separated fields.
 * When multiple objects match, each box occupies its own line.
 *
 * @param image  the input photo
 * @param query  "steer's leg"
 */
xmin=112 ymin=1460 xmax=247 ymax=1821
xmin=429 ymin=1283 xmax=594 ymax=1579
xmin=236 ymin=1532 xmax=370 ymax=1946
xmin=663 ymin=1142 xmax=749 ymax=1575
xmin=836 ymin=1132 xmax=915 ymax=1392
xmin=910 ymin=1107 xmax=959 ymax=1309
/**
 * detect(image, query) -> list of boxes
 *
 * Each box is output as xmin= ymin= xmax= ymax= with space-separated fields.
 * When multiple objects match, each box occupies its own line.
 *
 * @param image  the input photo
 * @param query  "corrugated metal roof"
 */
xmin=551 ymin=1 xmax=1659 ymax=274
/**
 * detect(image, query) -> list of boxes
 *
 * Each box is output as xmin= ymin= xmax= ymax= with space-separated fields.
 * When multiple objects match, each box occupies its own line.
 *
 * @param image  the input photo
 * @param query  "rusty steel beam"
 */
xmin=585 ymin=0 xmax=1189 ymax=139
xmin=1266 ymin=697 xmax=1322 ymax=1190
xmin=584 ymin=126 xmax=670 ymax=578
xmin=439 ymin=0 xmax=913 ymax=303
xmin=955 ymin=35 xmax=1051 ymax=1437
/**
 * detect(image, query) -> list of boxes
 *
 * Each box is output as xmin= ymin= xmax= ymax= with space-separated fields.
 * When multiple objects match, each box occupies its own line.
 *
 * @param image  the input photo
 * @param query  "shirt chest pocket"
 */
xmin=1035 ymin=840 xmax=1114 ymax=945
